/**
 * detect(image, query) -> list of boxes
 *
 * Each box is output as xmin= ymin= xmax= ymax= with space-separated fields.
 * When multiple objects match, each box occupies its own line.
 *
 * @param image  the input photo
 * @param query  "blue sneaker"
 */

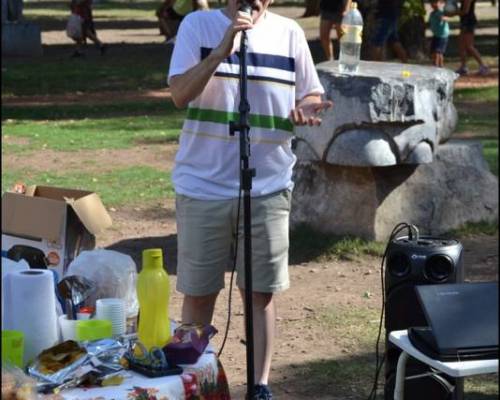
xmin=253 ymin=384 xmax=273 ymax=400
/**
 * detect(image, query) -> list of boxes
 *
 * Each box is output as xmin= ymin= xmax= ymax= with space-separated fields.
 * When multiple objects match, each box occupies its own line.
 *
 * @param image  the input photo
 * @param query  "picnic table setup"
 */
xmin=1 ymin=245 xmax=230 ymax=400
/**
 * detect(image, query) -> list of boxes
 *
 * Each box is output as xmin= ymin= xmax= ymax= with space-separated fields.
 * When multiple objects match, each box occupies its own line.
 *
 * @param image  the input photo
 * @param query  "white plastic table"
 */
xmin=389 ymin=330 xmax=499 ymax=400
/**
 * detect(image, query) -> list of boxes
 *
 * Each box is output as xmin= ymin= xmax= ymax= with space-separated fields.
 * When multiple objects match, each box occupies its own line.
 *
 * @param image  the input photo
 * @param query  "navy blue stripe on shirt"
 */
xmin=214 ymin=71 xmax=295 ymax=86
xmin=201 ymin=47 xmax=295 ymax=72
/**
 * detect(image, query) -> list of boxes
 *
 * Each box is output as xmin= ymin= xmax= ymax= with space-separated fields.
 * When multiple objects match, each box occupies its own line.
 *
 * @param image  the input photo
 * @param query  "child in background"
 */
xmin=429 ymin=0 xmax=449 ymax=67
xmin=69 ymin=0 xmax=106 ymax=57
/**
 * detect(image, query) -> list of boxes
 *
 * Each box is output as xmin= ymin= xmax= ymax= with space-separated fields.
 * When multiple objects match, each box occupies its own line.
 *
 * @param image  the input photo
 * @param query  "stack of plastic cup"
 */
xmin=76 ymin=320 xmax=112 ymax=341
xmin=95 ymin=298 xmax=126 ymax=336
xmin=59 ymin=315 xmax=78 ymax=341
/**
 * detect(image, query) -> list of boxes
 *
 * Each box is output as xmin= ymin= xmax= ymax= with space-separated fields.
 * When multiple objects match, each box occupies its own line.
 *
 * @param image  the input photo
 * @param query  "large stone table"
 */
xmin=291 ymin=61 xmax=498 ymax=240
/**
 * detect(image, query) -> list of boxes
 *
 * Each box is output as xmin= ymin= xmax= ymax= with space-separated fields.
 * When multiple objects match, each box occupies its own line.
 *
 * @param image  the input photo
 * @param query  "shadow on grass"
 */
xmin=2 ymin=101 xmax=182 ymax=120
xmin=289 ymin=224 xmax=385 ymax=265
xmin=28 ymin=16 xmax=160 ymax=31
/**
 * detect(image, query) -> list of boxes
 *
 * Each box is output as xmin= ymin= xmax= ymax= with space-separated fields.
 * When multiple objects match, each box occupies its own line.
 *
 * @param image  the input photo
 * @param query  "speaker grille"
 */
xmin=387 ymin=252 xmax=411 ymax=278
xmin=424 ymin=254 xmax=455 ymax=283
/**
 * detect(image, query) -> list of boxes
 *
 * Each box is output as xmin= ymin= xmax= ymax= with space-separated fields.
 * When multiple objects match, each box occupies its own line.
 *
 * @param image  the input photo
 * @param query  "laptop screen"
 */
xmin=415 ymin=282 xmax=498 ymax=353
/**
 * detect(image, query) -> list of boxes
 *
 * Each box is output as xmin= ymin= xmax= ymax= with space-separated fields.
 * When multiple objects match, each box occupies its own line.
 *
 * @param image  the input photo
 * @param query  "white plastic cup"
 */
xmin=59 ymin=314 xmax=78 ymax=341
xmin=95 ymin=298 xmax=126 ymax=336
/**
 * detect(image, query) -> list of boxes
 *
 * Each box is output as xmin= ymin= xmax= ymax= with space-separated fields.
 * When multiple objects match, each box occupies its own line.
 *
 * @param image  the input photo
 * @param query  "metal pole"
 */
xmin=229 ymin=27 xmax=256 ymax=399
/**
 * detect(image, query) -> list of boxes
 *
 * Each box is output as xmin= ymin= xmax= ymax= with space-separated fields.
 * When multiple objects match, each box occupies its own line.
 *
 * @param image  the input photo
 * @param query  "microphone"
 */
xmin=239 ymin=0 xmax=252 ymax=15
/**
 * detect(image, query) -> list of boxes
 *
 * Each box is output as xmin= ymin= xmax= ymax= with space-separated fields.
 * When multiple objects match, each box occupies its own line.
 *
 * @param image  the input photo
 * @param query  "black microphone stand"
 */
xmin=229 ymin=27 xmax=256 ymax=400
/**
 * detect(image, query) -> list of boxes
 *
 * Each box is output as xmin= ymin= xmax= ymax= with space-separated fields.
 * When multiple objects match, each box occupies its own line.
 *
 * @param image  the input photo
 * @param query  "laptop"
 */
xmin=408 ymin=282 xmax=499 ymax=362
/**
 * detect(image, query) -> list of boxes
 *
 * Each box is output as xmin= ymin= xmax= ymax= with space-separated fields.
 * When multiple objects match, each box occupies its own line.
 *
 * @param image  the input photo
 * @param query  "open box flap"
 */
xmin=2 ymin=192 xmax=66 ymax=243
xmin=65 ymin=192 xmax=112 ymax=234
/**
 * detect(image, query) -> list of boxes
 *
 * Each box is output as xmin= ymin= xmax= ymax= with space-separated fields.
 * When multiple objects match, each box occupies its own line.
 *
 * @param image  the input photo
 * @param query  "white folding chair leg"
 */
xmin=394 ymin=351 xmax=409 ymax=400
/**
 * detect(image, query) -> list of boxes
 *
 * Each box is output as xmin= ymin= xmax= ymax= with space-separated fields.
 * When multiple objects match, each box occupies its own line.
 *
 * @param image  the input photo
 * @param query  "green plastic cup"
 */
xmin=76 ymin=319 xmax=112 ymax=341
xmin=2 ymin=330 xmax=24 ymax=367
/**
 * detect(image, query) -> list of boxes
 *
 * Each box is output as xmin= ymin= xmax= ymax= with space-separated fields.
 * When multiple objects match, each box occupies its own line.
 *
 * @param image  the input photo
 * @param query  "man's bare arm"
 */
xmin=169 ymin=11 xmax=252 ymax=108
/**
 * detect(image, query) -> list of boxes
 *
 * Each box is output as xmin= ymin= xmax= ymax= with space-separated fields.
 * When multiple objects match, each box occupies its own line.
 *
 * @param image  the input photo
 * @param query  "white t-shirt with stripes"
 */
xmin=168 ymin=9 xmax=324 ymax=200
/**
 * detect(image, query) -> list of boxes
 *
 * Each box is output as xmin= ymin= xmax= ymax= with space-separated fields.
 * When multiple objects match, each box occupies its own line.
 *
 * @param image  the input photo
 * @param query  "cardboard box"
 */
xmin=2 ymin=185 xmax=112 ymax=281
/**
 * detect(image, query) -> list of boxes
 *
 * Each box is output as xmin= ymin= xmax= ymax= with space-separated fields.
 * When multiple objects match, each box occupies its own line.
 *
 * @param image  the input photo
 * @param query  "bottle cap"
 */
xmin=351 ymin=2 xmax=358 ymax=9
xmin=142 ymin=248 xmax=164 ymax=270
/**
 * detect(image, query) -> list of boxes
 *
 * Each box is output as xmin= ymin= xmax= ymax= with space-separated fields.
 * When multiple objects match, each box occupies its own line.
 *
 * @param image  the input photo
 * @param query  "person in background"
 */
xmin=455 ymin=0 xmax=489 ymax=75
xmin=429 ymin=0 xmax=449 ymax=67
xmin=370 ymin=0 xmax=408 ymax=63
xmin=318 ymin=0 xmax=351 ymax=60
xmin=167 ymin=0 xmax=332 ymax=398
xmin=156 ymin=0 xmax=209 ymax=44
xmin=70 ymin=0 xmax=106 ymax=57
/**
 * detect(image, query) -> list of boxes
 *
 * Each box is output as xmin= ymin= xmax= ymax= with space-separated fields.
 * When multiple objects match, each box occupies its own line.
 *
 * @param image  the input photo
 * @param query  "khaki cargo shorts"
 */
xmin=175 ymin=190 xmax=291 ymax=296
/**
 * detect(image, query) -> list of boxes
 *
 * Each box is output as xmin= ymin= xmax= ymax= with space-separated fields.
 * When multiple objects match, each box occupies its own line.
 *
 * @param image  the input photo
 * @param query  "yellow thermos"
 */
xmin=137 ymin=248 xmax=171 ymax=350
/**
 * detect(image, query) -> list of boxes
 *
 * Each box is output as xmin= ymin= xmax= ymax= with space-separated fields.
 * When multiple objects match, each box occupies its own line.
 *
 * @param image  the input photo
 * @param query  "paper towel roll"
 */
xmin=5 ymin=269 xmax=59 ymax=365
xmin=1 ymin=257 xmax=29 ymax=326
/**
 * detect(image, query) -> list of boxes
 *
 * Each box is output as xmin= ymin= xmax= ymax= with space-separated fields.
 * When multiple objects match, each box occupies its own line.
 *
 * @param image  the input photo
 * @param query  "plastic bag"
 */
xmin=1 ymin=362 xmax=37 ymax=400
xmin=66 ymin=13 xmax=83 ymax=40
xmin=164 ymin=324 xmax=217 ymax=365
xmin=65 ymin=249 xmax=139 ymax=319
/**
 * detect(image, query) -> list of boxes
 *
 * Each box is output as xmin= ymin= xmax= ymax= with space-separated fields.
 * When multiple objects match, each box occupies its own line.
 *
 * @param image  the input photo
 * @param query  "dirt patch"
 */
xmin=1 ymin=144 xmax=177 ymax=174
xmin=2 ymin=135 xmax=31 ymax=145
xmin=95 ymin=198 xmax=498 ymax=399
xmin=454 ymin=69 xmax=499 ymax=88
xmin=2 ymin=88 xmax=171 ymax=107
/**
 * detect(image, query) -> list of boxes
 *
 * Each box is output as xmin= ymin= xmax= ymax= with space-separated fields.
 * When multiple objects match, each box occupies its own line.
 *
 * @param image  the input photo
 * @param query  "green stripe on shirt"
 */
xmin=186 ymin=107 xmax=294 ymax=133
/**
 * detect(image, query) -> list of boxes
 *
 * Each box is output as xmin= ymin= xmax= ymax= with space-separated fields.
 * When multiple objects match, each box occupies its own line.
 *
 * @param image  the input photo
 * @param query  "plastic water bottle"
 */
xmin=338 ymin=2 xmax=363 ymax=74
xmin=137 ymin=248 xmax=171 ymax=350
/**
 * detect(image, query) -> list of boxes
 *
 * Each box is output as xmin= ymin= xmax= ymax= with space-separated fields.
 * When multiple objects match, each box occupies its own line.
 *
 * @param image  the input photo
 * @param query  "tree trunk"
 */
xmin=302 ymin=0 xmax=320 ymax=17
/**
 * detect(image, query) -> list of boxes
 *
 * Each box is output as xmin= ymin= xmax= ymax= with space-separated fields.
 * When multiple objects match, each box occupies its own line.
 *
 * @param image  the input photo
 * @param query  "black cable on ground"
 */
xmin=367 ymin=222 xmax=413 ymax=400
xmin=218 ymin=188 xmax=243 ymax=358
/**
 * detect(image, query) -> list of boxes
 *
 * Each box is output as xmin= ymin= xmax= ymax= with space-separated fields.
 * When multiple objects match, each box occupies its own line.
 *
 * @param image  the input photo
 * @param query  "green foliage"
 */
xmin=400 ymin=0 xmax=426 ymax=26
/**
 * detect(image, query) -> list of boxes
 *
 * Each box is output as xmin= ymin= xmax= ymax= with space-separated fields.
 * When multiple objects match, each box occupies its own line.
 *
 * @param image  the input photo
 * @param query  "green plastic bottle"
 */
xmin=137 ymin=249 xmax=171 ymax=350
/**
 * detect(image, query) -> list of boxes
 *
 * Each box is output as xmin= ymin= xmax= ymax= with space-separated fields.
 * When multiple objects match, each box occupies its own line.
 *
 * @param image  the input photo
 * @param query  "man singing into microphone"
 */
xmin=168 ymin=1 xmax=331 ymax=398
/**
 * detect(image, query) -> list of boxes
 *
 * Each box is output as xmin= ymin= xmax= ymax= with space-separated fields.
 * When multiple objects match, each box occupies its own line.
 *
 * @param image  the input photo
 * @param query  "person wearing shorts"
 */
xmin=167 ymin=0 xmax=332 ymax=398
xmin=319 ymin=0 xmax=351 ymax=60
xmin=429 ymin=0 xmax=449 ymax=67
xmin=69 ymin=0 xmax=106 ymax=57
xmin=370 ymin=0 xmax=408 ymax=62
xmin=455 ymin=0 xmax=489 ymax=75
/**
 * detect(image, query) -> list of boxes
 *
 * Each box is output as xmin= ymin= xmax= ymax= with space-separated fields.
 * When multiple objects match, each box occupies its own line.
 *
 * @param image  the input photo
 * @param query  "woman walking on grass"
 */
xmin=454 ymin=0 xmax=489 ymax=75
